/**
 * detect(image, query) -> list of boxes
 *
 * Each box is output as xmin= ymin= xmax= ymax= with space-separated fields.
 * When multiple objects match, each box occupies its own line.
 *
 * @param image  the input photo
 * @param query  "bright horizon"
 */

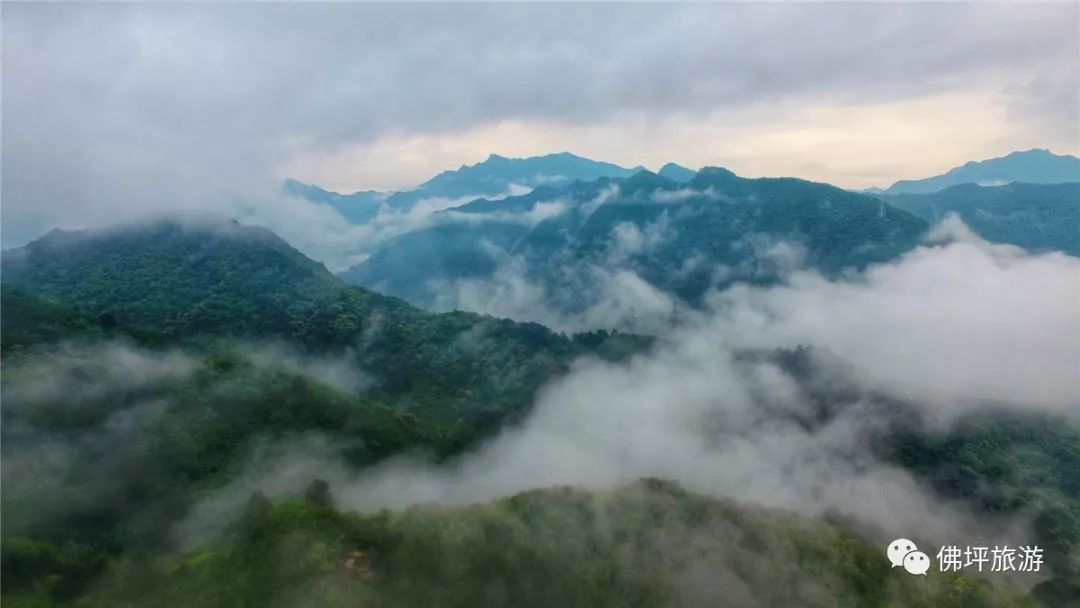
xmin=285 ymin=144 xmax=1078 ymax=196
xmin=4 ymin=2 xmax=1078 ymax=240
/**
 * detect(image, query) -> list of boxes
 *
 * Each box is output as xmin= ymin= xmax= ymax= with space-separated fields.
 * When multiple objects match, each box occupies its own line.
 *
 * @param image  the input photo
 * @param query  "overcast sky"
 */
xmin=3 ymin=2 xmax=1078 ymax=246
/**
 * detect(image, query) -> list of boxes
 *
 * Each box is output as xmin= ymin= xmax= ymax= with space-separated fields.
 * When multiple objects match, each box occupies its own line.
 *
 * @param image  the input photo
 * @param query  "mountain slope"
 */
xmin=283 ymin=179 xmax=385 ymax=224
xmin=3 ymin=329 xmax=1076 ymax=607
xmin=885 ymin=149 xmax=1080 ymax=194
xmin=0 ymin=218 xmax=617 ymax=419
xmin=288 ymin=152 xmax=647 ymax=221
xmin=3 ymin=259 xmax=1076 ymax=607
xmin=342 ymin=168 xmax=929 ymax=321
xmin=658 ymin=162 xmax=696 ymax=182
xmin=886 ymin=182 xmax=1080 ymax=254
xmin=402 ymin=151 xmax=646 ymax=200
xmin=35 ymin=480 xmax=1042 ymax=608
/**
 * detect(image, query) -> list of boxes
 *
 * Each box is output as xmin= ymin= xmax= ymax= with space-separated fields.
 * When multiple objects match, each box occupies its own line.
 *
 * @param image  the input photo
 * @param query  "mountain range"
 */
xmin=288 ymin=149 xmax=1079 ymax=227
xmin=886 ymin=181 xmax=1080 ymax=255
xmin=279 ymin=149 xmax=1080 ymax=328
xmin=883 ymin=148 xmax=1080 ymax=194
xmin=3 ymin=148 xmax=1079 ymax=608
xmin=2 ymin=218 xmax=1077 ymax=607
xmin=285 ymin=152 xmax=661 ymax=223
xmin=340 ymin=167 xmax=929 ymax=322
xmin=0 ymin=219 xmax=648 ymax=424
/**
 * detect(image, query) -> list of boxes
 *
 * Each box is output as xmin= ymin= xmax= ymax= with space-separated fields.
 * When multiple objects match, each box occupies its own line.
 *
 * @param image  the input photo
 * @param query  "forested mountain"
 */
xmin=1 ymin=218 xmax=1077 ymax=608
xmin=6 ymin=1 xmax=1077 ymax=605
xmin=884 ymin=149 xmax=1080 ymax=194
xmin=885 ymin=182 xmax=1080 ymax=255
xmin=341 ymin=167 xmax=929 ymax=314
xmin=282 ymin=179 xmax=386 ymax=224
xmin=26 ymin=480 xmax=1056 ymax=608
xmin=657 ymin=162 xmax=696 ymax=182
xmin=0 ymin=219 xmax=645 ymax=419
xmin=286 ymin=152 xmax=647 ymax=221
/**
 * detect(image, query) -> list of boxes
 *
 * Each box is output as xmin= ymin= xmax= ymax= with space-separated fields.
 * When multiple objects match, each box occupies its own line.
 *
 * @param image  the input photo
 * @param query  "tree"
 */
xmin=304 ymin=479 xmax=333 ymax=507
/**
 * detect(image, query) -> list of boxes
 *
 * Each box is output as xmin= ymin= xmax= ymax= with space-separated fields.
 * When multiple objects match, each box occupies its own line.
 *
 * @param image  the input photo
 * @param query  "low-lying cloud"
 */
xmin=0 ymin=341 xmax=198 ymax=408
xmin=0 ymin=339 xmax=371 ymax=539
xmin=705 ymin=216 xmax=1080 ymax=414
xmin=186 ymin=217 xmax=1077 ymax=548
xmin=431 ymin=253 xmax=680 ymax=335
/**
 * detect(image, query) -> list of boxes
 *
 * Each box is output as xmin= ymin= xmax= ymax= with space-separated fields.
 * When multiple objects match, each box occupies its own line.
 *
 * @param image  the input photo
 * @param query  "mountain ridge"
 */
xmin=884 ymin=148 xmax=1080 ymax=194
xmin=0 ymin=217 xmax=649 ymax=420
xmin=286 ymin=152 xmax=648 ymax=221
xmin=886 ymin=181 xmax=1080 ymax=254
xmin=341 ymin=166 xmax=929 ymax=322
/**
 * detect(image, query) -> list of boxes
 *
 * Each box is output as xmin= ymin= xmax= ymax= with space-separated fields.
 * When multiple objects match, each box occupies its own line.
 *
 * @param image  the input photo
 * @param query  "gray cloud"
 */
xmin=181 ymin=220 xmax=1077 ymax=550
xmin=238 ymin=341 xmax=371 ymax=394
xmin=243 ymin=187 xmax=559 ymax=272
xmin=704 ymin=217 xmax=1080 ymax=415
xmin=3 ymin=2 xmax=1076 ymax=251
xmin=430 ymin=251 xmax=682 ymax=335
xmin=0 ymin=338 xmax=373 ymax=540
xmin=0 ymin=341 xmax=197 ymax=408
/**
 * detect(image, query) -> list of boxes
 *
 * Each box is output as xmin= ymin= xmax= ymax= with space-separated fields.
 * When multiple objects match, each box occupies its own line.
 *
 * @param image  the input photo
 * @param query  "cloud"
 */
xmin=729 ymin=234 xmax=809 ymax=279
xmin=0 ymin=341 xmax=197 ymax=408
xmin=237 ymin=191 xmax=511 ymax=272
xmin=184 ymin=218 xmax=1077 ymax=551
xmin=433 ymin=214 xmax=1078 ymax=413
xmin=442 ymin=198 xmax=570 ymax=226
xmin=430 ymin=251 xmax=680 ymax=335
xmin=650 ymin=188 xmax=713 ymax=204
xmin=0 ymin=338 xmax=374 ymax=543
xmin=1 ymin=342 xmax=200 ymax=536
xmin=238 ymin=342 xmax=371 ymax=394
xmin=4 ymin=2 xmax=1076 ymax=249
xmin=580 ymin=183 xmax=622 ymax=217
xmin=605 ymin=215 xmax=669 ymax=266
xmin=706 ymin=217 xmax=1080 ymax=415
xmin=173 ymin=433 xmax=359 ymax=548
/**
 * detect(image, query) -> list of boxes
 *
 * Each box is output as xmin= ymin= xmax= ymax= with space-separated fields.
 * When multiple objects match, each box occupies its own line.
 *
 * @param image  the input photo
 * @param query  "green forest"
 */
xmin=1 ymin=218 xmax=1077 ymax=607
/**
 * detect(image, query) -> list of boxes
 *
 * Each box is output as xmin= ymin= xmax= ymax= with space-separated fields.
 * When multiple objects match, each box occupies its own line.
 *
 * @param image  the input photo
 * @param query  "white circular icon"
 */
xmin=903 ymin=550 xmax=931 ymax=575
xmin=887 ymin=538 xmax=918 ymax=568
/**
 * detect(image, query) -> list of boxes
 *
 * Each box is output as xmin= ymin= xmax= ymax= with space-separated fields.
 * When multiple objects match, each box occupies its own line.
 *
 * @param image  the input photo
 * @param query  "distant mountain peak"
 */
xmin=403 ymin=152 xmax=647 ymax=202
xmin=658 ymin=162 xmax=697 ymax=183
xmin=620 ymin=169 xmax=674 ymax=194
xmin=693 ymin=166 xmax=740 ymax=183
xmin=885 ymin=148 xmax=1080 ymax=195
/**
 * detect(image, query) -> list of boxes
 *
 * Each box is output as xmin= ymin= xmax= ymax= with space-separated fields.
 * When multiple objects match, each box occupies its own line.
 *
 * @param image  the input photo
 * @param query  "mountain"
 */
xmin=5 ymin=329 xmax=1075 ymax=607
xmin=53 ymin=479 xmax=1042 ymax=608
xmin=341 ymin=167 xmax=929 ymax=319
xmin=3 ymin=218 xmax=1077 ymax=608
xmin=287 ymin=152 xmax=648 ymax=221
xmin=885 ymin=149 xmax=1080 ymax=195
xmin=282 ymin=179 xmax=385 ymax=224
xmin=0 ymin=218 xmax=650 ymax=606
xmin=657 ymin=162 xmax=696 ymax=182
xmin=886 ymin=182 xmax=1080 ymax=255
xmin=0 ymin=218 xmax=650 ymax=420
xmin=400 ymin=152 xmax=647 ymax=199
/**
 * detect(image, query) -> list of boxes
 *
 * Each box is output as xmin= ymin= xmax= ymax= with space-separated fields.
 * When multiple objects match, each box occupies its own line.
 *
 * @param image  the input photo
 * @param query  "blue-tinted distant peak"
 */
xmin=619 ymin=169 xmax=675 ymax=194
xmin=658 ymin=162 xmax=697 ymax=183
xmin=885 ymin=148 xmax=1080 ymax=195
xmin=413 ymin=152 xmax=646 ymax=199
